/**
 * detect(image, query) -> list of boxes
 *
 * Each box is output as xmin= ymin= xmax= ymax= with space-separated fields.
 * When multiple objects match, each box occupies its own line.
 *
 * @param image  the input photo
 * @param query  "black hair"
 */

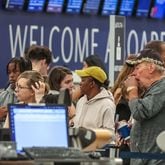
xmin=26 ymin=45 xmax=52 ymax=65
xmin=6 ymin=57 xmax=32 ymax=75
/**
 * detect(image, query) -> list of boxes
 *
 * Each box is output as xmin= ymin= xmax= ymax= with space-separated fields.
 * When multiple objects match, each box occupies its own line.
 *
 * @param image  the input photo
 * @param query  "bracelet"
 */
xmin=127 ymin=86 xmax=137 ymax=93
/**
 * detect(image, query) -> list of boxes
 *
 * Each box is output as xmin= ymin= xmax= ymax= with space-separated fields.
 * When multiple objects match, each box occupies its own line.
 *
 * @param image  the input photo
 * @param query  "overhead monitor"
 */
xmin=136 ymin=0 xmax=152 ymax=17
xmin=119 ymin=0 xmax=136 ymax=16
xmin=5 ymin=0 xmax=25 ymax=10
xmin=26 ymin=0 xmax=46 ymax=12
xmin=102 ymin=0 xmax=119 ymax=16
xmin=46 ymin=0 xmax=65 ymax=13
xmin=150 ymin=0 xmax=165 ymax=19
xmin=83 ymin=0 xmax=101 ymax=15
xmin=66 ymin=0 xmax=84 ymax=14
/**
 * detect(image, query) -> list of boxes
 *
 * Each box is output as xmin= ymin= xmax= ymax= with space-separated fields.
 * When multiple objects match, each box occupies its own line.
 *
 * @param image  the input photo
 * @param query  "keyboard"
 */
xmin=23 ymin=147 xmax=90 ymax=160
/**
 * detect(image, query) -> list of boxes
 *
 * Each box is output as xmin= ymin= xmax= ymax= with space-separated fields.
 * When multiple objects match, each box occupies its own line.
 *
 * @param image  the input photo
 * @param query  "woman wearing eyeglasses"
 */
xmin=3 ymin=70 xmax=49 ymax=128
xmin=15 ymin=70 xmax=49 ymax=104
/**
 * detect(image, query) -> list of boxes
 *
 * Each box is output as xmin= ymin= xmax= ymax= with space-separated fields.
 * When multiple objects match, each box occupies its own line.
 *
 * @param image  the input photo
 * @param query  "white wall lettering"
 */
xmin=9 ymin=24 xmax=28 ymax=57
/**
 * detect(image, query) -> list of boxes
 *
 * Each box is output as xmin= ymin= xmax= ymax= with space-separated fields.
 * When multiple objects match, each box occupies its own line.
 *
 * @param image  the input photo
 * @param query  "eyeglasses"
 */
xmin=15 ymin=84 xmax=31 ymax=91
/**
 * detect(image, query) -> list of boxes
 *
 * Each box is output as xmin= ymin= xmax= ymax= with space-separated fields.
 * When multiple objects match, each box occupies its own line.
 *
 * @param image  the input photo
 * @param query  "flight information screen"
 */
xmin=150 ymin=0 xmax=165 ymax=19
xmin=66 ymin=0 xmax=83 ymax=13
xmin=119 ymin=0 xmax=136 ymax=16
xmin=102 ymin=0 xmax=118 ymax=15
xmin=83 ymin=0 xmax=101 ymax=15
xmin=5 ymin=0 xmax=24 ymax=10
xmin=46 ymin=0 xmax=64 ymax=13
xmin=136 ymin=0 xmax=152 ymax=17
xmin=27 ymin=0 xmax=46 ymax=12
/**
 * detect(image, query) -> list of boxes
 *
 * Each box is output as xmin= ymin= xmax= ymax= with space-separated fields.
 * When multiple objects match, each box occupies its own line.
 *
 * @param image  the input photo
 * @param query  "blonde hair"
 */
xmin=17 ymin=70 xmax=49 ymax=94
xmin=111 ymin=55 xmax=136 ymax=95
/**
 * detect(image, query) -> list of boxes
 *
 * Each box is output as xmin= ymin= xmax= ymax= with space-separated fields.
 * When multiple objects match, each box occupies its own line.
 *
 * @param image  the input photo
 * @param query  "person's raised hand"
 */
xmin=32 ymin=81 xmax=46 ymax=103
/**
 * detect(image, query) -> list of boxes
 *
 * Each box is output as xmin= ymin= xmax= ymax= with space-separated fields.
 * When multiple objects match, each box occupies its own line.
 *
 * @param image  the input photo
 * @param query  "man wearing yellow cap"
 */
xmin=73 ymin=66 xmax=115 ymax=131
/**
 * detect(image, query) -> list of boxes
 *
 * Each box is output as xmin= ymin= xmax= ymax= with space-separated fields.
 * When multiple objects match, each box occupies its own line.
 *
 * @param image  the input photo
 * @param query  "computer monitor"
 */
xmin=26 ymin=0 xmax=46 ymax=12
xmin=66 ymin=0 xmax=84 ymax=14
xmin=136 ymin=0 xmax=152 ymax=17
xmin=5 ymin=0 xmax=25 ymax=10
xmin=46 ymin=0 xmax=65 ymax=13
xmin=101 ymin=0 xmax=119 ymax=16
xmin=8 ymin=104 xmax=69 ymax=152
xmin=83 ymin=0 xmax=101 ymax=15
xmin=118 ymin=0 xmax=136 ymax=16
xmin=150 ymin=0 xmax=165 ymax=19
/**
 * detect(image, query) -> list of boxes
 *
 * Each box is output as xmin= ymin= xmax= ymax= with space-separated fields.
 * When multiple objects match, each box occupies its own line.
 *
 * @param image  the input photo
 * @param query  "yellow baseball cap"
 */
xmin=75 ymin=66 xmax=107 ymax=84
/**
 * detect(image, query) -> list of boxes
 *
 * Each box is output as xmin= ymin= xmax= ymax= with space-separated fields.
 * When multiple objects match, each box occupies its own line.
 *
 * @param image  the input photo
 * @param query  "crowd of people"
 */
xmin=0 ymin=40 xmax=165 ymax=165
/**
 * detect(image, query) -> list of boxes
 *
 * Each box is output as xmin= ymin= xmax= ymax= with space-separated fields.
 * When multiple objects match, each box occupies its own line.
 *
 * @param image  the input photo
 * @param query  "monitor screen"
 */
xmin=66 ymin=0 xmax=83 ymax=14
xmin=102 ymin=0 xmax=118 ymax=15
xmin=27 ymin=0 xmax=46 ymax=12
xmin=46 ymin=0 xmax=65 ymax=13
xmin=9 ymin=104 xmax=69 ymax=152
xmin=119 ymin=0 xmax=136 ymax=16
xmin=5 ymin=0 xmax=25 ymax=10
xmin=150 ymin=0 xmax=165 ymax=19
xmin=136 ymin=0 xmax=152 ymax=17
xmin=83 ymin=0 xmax=101 ymax=15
